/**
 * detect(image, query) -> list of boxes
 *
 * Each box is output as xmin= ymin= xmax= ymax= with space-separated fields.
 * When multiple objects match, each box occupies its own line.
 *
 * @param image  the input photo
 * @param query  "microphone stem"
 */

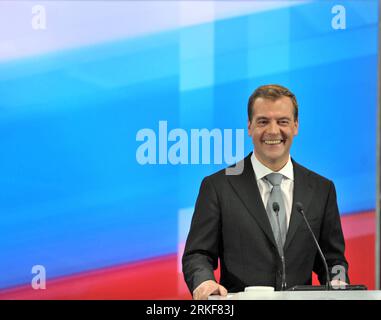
xmin=300 ymin=210 xmax=332 ymax=290
xmin=281 ymin=256 xmax=287 ymax=291
xmin=275 ymin=210 xmax=287 ymax=290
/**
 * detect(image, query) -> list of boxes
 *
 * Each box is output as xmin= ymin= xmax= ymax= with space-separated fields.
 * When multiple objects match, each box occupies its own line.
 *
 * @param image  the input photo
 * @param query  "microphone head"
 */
xmin=295 ymin=202 xmax=304 ymax=213
xmin=272 ymin=202 xmax=280 ymax=212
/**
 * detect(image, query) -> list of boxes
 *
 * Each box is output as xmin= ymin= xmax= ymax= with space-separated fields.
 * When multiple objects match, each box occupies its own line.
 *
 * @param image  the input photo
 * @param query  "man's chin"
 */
xmin=254 ymin=148 xmax=289 ymax=164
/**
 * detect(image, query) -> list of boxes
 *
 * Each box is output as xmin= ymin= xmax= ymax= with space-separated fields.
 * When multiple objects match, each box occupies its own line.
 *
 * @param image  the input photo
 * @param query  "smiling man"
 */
xmin=182 ymin=84 xmax=349 ymax=300
xmin=249 ymin=94 xmax=298 ymax=172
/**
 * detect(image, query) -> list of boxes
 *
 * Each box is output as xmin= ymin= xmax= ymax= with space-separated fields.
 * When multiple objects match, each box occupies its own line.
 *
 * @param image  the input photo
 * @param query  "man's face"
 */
xmin=248 ymin=96 xmax=298 ymax=170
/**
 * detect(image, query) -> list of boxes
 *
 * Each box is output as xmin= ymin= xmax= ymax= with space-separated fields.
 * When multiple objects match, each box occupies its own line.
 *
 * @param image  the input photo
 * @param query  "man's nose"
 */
xmin=267 ymin=121 xmax=280 ymax=134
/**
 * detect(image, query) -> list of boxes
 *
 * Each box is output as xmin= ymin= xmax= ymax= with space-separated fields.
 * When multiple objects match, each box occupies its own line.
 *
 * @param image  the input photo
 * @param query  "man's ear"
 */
xmin=247 ymin=119 xmax=252 ymax=134
xmin=294 ymin=120 xmax=299 ymax=135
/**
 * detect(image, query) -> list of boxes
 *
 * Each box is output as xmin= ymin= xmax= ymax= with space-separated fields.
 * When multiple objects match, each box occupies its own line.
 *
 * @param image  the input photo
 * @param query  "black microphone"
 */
xmin=272 ymin=202 xmax=287 ymax=291
xmin=295 ymin=202 xmax=332 ymax=290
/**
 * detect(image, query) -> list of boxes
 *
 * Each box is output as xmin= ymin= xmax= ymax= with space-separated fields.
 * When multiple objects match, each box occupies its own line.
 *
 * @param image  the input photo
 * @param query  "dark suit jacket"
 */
xmin=182 ymin=153 xmax=349 ymax=293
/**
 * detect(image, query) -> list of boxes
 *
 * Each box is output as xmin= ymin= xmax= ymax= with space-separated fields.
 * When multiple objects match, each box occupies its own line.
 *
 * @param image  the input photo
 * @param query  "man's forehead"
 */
xmin=253 ymin=97 xmax=294 ymax=115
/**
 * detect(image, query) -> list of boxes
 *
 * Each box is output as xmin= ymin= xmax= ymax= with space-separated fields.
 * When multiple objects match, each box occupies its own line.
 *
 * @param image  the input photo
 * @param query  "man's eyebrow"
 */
xmin=255 ymin=116 xmax=269 ymax=121
xmin=255 ymin=116 xmax=292 ymax=121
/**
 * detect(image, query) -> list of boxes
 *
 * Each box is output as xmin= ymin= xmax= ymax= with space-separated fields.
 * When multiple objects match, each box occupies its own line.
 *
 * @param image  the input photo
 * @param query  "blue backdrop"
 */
xmin=0 ymin=1 xmax=377 ymax=288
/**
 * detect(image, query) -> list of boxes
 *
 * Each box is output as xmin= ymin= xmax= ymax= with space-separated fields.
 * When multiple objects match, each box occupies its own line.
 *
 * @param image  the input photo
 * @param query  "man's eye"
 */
xmin=257 ymin=120 xmax=268 ymax=125
xmin=279 ymin=120 xmax=289 ymax=125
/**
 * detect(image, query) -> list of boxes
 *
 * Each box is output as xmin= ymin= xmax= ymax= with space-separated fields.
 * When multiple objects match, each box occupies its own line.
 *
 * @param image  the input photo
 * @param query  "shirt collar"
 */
xmin=251 ymin=152 xmax=294 ymax=181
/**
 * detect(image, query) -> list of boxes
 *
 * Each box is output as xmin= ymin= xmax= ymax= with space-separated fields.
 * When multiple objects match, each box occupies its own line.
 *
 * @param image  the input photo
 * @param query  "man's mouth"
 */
xmin=263 ymin=139 xmax=284 ymax=145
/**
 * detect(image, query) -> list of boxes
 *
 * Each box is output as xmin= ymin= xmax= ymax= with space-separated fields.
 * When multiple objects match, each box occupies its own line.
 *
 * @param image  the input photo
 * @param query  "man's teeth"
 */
xmin=264 ymin=140 xmax=282 ymax=145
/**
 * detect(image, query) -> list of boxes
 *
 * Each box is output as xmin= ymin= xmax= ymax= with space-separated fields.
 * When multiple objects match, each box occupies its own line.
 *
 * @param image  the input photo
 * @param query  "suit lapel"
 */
xmin=284 ymin=159 xmax=314 ymax=251
xmin=227 ymin=153 xmax=278 ymax=250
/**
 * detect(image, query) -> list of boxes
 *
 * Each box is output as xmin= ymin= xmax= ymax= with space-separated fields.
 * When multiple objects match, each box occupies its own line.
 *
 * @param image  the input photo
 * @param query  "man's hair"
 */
xmin=247 ymin=84 xmax=298 ymax=122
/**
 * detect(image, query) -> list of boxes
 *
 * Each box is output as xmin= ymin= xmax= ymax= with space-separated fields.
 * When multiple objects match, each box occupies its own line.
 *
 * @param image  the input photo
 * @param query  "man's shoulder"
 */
xmin=293 ymin=159 xmax=333 ymax=186
xmin=203 ymin=156 xmax=248 ymax=183
xmin=202 ymin=166 xmax=233 ymax=186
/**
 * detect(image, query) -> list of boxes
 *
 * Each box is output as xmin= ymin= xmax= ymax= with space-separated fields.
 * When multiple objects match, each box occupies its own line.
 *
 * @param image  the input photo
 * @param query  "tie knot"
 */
xmin=265 ymin=173 xmax=283 ymax=186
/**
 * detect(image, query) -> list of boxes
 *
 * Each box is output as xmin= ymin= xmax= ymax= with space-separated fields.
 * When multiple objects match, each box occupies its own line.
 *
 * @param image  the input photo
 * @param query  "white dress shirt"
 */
xmin=250 ymin=153 xmax=294 ymax=229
